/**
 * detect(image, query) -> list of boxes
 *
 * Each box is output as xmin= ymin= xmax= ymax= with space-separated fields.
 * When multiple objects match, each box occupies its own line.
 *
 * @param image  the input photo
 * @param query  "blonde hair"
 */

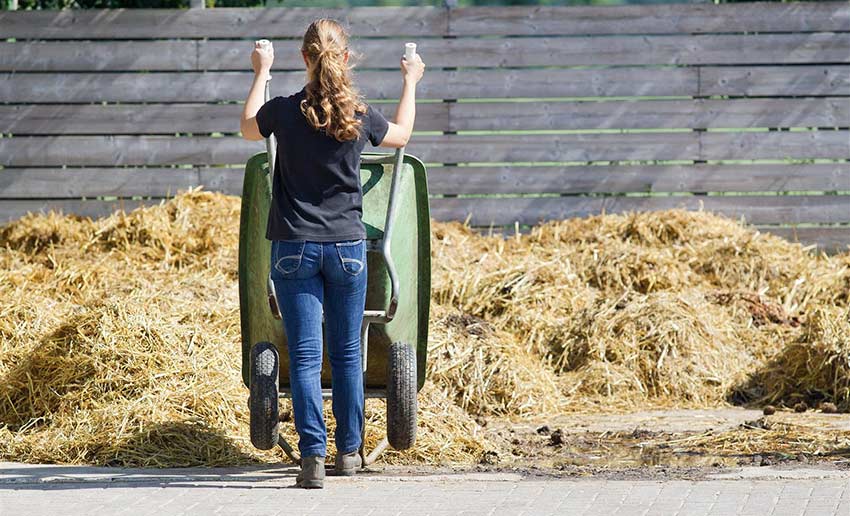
xmin=300 ymin=18 xmax=367 ymax=142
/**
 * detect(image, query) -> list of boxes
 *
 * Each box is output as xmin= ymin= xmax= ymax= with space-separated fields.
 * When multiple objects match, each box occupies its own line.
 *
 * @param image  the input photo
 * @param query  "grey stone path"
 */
xmin=1 ymin=462 xmax=849 ymax=516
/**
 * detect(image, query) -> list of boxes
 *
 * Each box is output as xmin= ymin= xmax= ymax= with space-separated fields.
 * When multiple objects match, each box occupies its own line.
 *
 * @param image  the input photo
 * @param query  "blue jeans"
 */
xmin=270 ymin=238 xmax=367 ymax=458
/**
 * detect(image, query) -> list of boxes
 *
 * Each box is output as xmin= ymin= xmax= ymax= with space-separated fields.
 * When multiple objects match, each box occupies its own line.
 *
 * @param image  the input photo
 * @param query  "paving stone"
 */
xmin=1 ymin=467 xmax=849 ymax=516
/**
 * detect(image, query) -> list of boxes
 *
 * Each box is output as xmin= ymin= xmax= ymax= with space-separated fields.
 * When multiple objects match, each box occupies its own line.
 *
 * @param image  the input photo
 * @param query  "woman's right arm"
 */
xmin=379 ymin=54 xmax=425 ymax=148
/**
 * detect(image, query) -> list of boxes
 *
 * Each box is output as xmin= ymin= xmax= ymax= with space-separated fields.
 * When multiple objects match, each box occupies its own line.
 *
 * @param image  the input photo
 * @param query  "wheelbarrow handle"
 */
xmin=357 ymin=148 xmax=405 ymax=323
xmin=263 ymin=77 xmax=277 ymax=178
xmin=379 ymin=146 xmax=406 ymax=321
xmin=256 ymin=39 xmax=277 ymax=177
xmin=365 ymin=42 xmax=418 ymax=322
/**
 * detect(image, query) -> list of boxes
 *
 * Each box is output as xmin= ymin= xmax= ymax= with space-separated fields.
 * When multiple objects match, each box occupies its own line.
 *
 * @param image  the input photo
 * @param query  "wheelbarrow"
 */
xmin=238 ymin=74 xmax=431 ymax=467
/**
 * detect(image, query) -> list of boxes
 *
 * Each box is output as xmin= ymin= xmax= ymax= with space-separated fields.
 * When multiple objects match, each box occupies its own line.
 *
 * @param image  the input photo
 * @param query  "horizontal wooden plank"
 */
xmin=0 ymin=40 xmax=197 ymax=72
xmin=3 ymin=99 xmax=842 ymax=136
xmin=427 ymin=164 xmax=850 ymax=195
xmin=0 ymin=199 xmax=164 ymax=223
xmin=700 ymin=66 xmax=850 ymax=96
xmin=4 ymin=33 xmax=847 ymax=72
xmin=699 ymin=131 xmax=850 ymax=161
xmin=756 ymin=226 xmax=850 ymax=254
xmin=0 ymin=69 xmax=699 ymax=103
xmin=430 ymin=195 xmax=850 ymax=226
xmin=471 ymin=223 xmax=850 ymax=255
xmin=448 ymin=98 xmax=850 ymax=131
xmin=1 ymin=132 xmax=846 ymax=167
xmin=448 ymin=3 xmax=850 ymax=36
xmin=0 ymin=136 xmax=263 ymax=167
xmin=0 ymin=104 xmax=239 ymax=135
xmin=411 ymin=132 xmax=850 ymax=163
xmin=5 ymin=162 xmax=848 ymax=200
xmin=0 ymin=134 xmax=697 ymax=166
xmin=0 ymin=7 xmax=447 ymax=39
xmin=0 ymin=103 xmax=447 ymax=135
xmin=2 ymin=4 xmax=847 ymax=41
xmin=0 ymin=167 xmax=244 ymax=198
xmin=205 ymin=33 xmax=850 ymax=69
xmin=6 ymin=66 xmax=845 ymax=103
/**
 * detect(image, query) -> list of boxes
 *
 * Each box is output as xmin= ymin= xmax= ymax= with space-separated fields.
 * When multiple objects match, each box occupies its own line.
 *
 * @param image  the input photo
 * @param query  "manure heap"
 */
xmin=1 ymin=190 xmax=848 ymax=467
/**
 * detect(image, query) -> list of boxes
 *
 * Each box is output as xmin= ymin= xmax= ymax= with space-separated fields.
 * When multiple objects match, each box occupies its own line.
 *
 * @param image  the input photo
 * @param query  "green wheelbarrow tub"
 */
xmin=238 ymin=150 xmax=431 ymax=393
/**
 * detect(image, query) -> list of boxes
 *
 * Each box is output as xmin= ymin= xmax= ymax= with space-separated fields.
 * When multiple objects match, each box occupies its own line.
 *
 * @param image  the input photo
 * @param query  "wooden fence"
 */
xmin=1 ymin=3 xmax=848 ymax=251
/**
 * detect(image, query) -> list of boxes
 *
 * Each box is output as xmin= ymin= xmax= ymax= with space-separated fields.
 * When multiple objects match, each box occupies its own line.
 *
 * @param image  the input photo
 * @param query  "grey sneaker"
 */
xmin=334 ymin=450 xmax=362 ymax=476
xmin=296 ymin=455 xmax=325 ymax=489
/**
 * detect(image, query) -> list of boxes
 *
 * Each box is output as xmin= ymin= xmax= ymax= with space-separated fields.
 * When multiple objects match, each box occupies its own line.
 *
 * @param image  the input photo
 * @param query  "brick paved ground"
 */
xmin=1 ymin=463 xmax=849 ymax=516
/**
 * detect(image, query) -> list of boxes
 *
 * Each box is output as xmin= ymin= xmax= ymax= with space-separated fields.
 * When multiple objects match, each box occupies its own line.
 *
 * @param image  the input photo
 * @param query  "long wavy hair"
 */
xmin=300 ymin=18 xmax=367 ymax=142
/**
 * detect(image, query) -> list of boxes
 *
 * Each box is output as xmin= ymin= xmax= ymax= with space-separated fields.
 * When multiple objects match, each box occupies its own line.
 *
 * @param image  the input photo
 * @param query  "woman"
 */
xmin=239 ymin=18 xmax=425 ymax=489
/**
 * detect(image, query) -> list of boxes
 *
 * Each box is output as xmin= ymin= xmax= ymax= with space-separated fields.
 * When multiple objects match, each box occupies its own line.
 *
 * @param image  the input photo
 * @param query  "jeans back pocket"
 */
xmin=334 ymin=239 xmax=365 ymax=276
xmin=273 ymin=240 xmax=306 ymax=276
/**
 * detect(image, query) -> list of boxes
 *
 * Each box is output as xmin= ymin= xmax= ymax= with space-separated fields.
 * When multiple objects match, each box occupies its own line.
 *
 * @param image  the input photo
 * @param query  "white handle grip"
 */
xmin=404 ymin=42 xmax=417 ymax=62
xmin=256 ymin=39 xmax=273 ymax=82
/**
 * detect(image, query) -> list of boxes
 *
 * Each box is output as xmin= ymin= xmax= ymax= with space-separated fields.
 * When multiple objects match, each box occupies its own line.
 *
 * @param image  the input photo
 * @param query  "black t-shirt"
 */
xmin=255 ymin=86 xmax=390 ymax=242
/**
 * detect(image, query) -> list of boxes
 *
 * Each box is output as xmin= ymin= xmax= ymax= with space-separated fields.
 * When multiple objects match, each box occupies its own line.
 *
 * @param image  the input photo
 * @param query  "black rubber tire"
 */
xmin=387 ymin=341 xmax=417 ymax=450
xmin=249 ymin=341 xmax=279 ymax=450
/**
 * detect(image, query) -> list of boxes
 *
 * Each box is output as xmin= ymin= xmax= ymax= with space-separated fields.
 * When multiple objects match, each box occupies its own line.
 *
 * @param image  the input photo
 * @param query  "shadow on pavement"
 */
xmin=0 ymin=462 xmax=302 ymax=490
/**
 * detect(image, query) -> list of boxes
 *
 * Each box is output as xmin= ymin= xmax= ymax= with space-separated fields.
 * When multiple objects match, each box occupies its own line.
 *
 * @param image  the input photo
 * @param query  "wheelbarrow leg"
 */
xmin=364 ymin=436 xmax=390 ymax=466
xmin=277 ymin=434 xmax=301 ymax=466
xmin=358 ymin=403 xmax=390 ymax=467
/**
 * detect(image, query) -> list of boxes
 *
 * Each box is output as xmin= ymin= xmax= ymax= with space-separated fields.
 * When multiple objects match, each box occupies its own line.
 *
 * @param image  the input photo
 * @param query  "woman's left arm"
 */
xmin=241 ymin=42 xmax=273 ymax=141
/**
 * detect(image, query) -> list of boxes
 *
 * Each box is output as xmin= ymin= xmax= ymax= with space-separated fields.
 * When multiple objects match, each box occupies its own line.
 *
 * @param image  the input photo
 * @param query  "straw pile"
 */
xmin=1 ymin=190 xmax=848 ymax=467
xmin=669 ymin=416 xmax=850 ymax=458
xmin=427 ymin=303 xmax=562 ymax=418
xmin=0 ymin=191 xmax=492 ymax=467
xmin=741 ymin=305 xmax=850 ymax=412
xmin=431 ymin=210 xmax=847 ymax=410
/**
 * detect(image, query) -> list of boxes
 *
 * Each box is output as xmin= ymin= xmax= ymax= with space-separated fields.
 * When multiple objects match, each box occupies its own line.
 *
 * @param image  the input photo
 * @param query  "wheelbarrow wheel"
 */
xmin=387 ymin=341 xmax=417 ymax=450
xmin=249 ymin=341 xmax=279 ymax=450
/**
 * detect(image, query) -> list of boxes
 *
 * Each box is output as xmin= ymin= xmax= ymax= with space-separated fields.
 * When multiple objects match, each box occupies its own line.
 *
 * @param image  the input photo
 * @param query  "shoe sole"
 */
xmin=297 ymin=480 xmax=324 ymax=489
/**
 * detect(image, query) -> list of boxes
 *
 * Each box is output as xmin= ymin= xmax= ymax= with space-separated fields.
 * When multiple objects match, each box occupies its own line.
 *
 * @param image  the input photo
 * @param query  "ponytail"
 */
xmin=300 ymin=19 xmax=367 ymax=142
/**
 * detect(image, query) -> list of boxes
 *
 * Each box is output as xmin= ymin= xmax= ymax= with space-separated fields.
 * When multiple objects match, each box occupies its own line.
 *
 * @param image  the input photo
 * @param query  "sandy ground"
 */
xmin=440 ymin=407 xmax=850 ymax=481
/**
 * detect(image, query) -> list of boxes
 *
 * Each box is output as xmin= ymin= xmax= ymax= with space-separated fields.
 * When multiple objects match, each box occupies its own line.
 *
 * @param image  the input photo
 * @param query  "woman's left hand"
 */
xmin=251 ymin=41 xmax=274 ymax=78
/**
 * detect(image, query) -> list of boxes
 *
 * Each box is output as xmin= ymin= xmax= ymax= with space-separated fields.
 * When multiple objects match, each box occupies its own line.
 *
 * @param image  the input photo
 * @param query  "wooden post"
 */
xmin=189 ymin=0 xmax=204 ymax=9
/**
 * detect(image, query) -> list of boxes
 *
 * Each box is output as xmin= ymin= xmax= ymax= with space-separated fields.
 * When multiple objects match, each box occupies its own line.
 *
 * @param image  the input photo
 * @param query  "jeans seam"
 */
xmin=335 ymin=239 xmax=363 ymax=247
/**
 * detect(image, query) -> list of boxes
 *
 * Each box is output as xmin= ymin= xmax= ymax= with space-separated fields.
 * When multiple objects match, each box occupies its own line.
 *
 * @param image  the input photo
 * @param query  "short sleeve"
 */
xmin=255 ymin=97 xmax=280 ymax=139
xmin=366 ymin=104 xmax=389 ymax=147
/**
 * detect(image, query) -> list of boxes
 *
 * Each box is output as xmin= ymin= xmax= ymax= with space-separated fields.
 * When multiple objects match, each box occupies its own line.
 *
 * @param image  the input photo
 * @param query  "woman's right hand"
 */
xmin=401 ymin=54 xmax=425 ymax=85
